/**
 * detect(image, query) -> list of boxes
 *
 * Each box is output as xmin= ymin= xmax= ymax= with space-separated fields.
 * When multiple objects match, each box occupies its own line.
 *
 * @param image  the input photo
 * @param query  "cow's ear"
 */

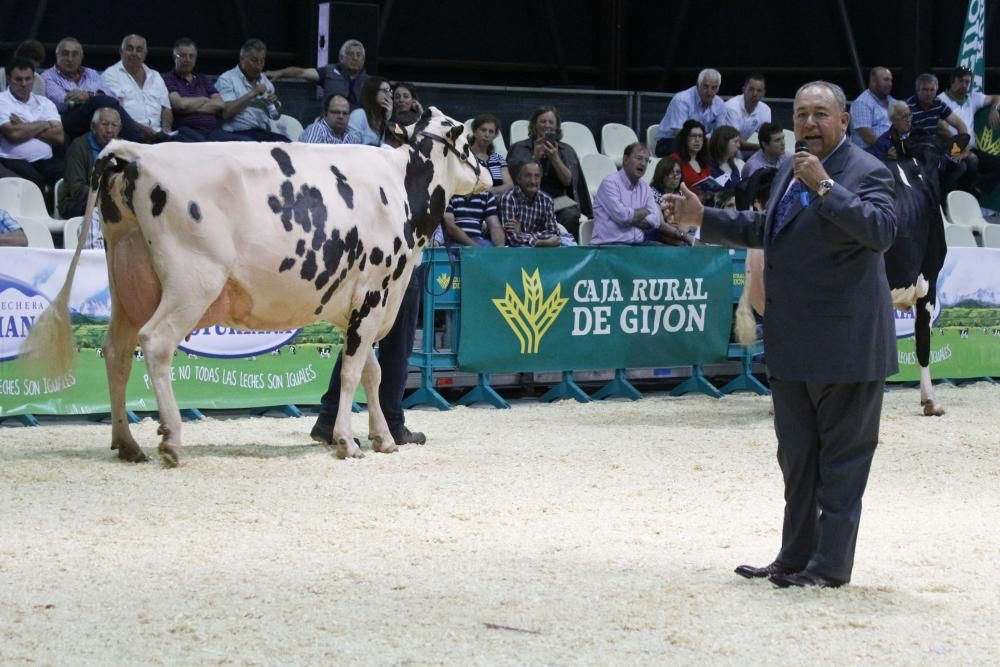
xmin=388 ymin=122 xmax=409 ymax=145
xmin=446 ymin=124 xmax=464 ymax=144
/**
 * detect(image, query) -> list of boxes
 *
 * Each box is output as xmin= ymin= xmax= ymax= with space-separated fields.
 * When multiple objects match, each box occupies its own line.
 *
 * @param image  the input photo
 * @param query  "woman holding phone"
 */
xmin=506 ymin=105 xmax=592 ymax=239
xmin=347 ymin=75 xmax=393 ymax=146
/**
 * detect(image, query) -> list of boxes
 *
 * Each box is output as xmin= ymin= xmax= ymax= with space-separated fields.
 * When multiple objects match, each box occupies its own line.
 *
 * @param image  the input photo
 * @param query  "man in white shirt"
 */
xmin=937 ymin=66 xmax=1000 ymax=194
xmin=722 ymin=74 xmax=771 ymax=156
xmin=0 ymin=58 xmax=64 ymax=192
xmin=100 ymin=34 xmax=172 ymax=141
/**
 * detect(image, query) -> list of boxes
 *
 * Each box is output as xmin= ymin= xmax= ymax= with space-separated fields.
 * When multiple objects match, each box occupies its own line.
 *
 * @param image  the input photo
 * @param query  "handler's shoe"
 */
xmin=391 ymin=426 xmax=426 ymax=446
xmin=310 ymin=414 xmax=334 ymax=444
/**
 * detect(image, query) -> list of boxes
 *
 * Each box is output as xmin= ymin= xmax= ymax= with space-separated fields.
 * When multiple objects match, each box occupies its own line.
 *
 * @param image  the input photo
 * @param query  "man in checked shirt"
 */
xmin=499 ymin=160 xmax=561 ymax=247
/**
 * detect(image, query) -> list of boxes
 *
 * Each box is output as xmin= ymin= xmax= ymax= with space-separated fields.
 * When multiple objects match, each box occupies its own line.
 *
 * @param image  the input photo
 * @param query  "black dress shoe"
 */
xmin=768 ymin=570 xmax=845 ymax=588
xmin=391 ymin=426 xmax=426 ymax=446
xmin=310 ymin=415 xmax=359 ymax=447
xmin=734 ymin=561 xmax=797 ymax=579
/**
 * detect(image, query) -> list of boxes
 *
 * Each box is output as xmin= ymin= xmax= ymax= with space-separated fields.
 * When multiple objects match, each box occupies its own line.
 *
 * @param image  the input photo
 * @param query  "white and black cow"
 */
xmin=24 ymin=107 xmax=489 ymax=465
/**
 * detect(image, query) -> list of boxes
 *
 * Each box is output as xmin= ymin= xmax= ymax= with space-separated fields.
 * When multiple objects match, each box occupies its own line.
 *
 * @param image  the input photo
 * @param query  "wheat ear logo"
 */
xmin=492 ymin=268 xmax=568 ymax=354
xmin=979 ymin=126 xmax=1000 ymax=155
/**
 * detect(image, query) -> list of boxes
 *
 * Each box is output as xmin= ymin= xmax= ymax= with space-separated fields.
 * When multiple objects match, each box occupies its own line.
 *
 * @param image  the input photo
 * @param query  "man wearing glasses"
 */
xmin=299 ymin=94 xmax=360 ymax=145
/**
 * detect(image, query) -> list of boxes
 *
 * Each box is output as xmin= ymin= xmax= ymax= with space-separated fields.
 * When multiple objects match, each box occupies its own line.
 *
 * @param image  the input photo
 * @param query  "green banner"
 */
xmin=956 ymin=0 xmax=986 ymax=92
xmin=458 ymin=246 xmax=733 ymax=372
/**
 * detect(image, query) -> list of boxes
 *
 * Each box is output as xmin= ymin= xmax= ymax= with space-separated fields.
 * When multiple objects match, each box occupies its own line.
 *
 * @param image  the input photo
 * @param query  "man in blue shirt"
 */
xmin=654 ymin=69 xmax=725 ymax=157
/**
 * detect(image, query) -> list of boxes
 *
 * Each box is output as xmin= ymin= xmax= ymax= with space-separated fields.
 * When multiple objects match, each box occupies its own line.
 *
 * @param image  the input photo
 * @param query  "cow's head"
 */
xmin=401 ymin=107 xmax=492 ymax=240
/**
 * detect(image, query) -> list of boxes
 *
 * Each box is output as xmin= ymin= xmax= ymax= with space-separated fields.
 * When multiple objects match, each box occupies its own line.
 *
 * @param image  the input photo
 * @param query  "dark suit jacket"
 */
xmin=702 ymin=139 xmax=898 ymax=384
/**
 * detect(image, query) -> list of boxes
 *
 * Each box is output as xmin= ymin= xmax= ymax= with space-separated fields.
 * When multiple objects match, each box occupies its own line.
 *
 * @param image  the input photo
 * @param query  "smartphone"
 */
xmin=544 ymin=131 xmax=558 ymax=145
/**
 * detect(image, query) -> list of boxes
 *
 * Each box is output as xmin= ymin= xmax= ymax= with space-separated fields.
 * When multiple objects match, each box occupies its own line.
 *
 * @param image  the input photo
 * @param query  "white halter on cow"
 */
xmin=24 ymin=107 xmax=490 ymax=465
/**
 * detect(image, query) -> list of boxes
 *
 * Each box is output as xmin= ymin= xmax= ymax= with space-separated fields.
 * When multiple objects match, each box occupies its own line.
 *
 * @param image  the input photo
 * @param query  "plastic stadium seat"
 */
xmin=578 ymin=216 xmax=593 ymax=246
xmin=464 ymin=118 xmax=506 ymax=157
xmin=601 ymin=123 xmax=638 ymax=166
xmin=17 ymin=216 xmax=54 ymax=248
xmin=646 ymin=124 xmax=659 ymax=150
xmin=982 ymin=225 xmax=1000 ymax=248
xmin=944 ymin=224 xmax=978 ymax=248
xmin=270 ymin=114 xmax=304 ymax=141
xmin=946 ymin=190 xmax=988 ymax=234
xmin=746 ymin=131 xmax=759 ymax=146
xmin=560 ymin=121 xmax=599 ymax=158
xmin=509 ymin=120 xmax=529 ymax=146
xmin=783 ymin=129 xmax=796 ymax=154
xmin=62 ymin=216 xmax=83 ymax=249
xmin=52 ymin=178 xmax=65 ymax=219
xmin=642 ymin=157 xmax=659 ymax=184
xmin=0 ymin=177 xmax=62 ymax=232
xmin=581 ymin=153 xmax=618 ymax=198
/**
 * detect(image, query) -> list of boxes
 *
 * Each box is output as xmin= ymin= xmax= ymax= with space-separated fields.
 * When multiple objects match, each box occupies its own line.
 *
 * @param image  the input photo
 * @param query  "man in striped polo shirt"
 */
xmin=441 ymin=191 xmax=505 ymax=247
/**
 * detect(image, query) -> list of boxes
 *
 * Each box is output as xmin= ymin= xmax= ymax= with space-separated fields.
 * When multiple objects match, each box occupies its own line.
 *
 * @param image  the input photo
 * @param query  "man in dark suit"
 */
xmin=666 ymin=81 xmax=898 ymax=588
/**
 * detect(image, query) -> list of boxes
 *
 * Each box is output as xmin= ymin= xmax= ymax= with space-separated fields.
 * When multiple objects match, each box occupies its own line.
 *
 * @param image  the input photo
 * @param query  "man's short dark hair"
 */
xmin=745 ymin=72 xmax=765 ymax=86
xmin=322 ymin=93 xmax=348 ymax=113
xmin=951 ymin=67 xmax=973 ymax=83
xmin=6 ymin=57 xmax=36 ymax=78
xmin=14 ymin=40 xmax=45 ymax=65
xmin=240 ymin=38 xmax=267 ymax=56
xmin=757 ymin=122 xmax=783 ymax=146
xmin=173 ymin=37 xmax=197 ymax=50
xmin=623 ymin=142 xmax=648 ymax=160
xmin=515 ymin=158 xmax=542 ymax=180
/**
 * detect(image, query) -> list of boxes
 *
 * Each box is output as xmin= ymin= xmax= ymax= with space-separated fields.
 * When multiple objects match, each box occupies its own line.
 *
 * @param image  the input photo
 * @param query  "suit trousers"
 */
xmin=319 ymin=271 xmax=421 ymax=433
xmin=770 ymin=377 xmax=884 ymax=582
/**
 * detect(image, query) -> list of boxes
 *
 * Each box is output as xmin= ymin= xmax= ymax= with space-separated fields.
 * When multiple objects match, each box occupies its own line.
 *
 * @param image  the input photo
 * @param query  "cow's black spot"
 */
xmin=329 ymin=165 xmax=354 ymax=209
xmin=359 ymin=253 xmax=366 ymax=271
xmin=344 ymin=290 xmax=384 ymax=356
xmin=385 ymin=254 xmax=392 ymax=268
xmin=314 ymin=276 xmax=344 ymax=315
xmin=379 ymin=187 xmax=388 ymax=206
xmin=279 ymin=257 xmax=296 ymax=272
xmin=267 ymin=195 xmax=282 ymax=214
xmin=271 ymin=147 xmax=296 ymax=177
xmin=370 ymin=247 xmax=384 ymax=265
xmin=295 ymin=239 xmax=306 ymax=256
xmin=188 ymin=201 xmax=202 ymax=222
xmin=404 ymin=202 xmax=410 ymax=218
xmin=340 ymin=268 xmax=347 ymax=279
xmin=402 ymin=220 xmax=415 ymax=250
xmin=381 ymin=276 xmax=390 ymax=289
xmin=391 ymin=255 xmax=408 ymax=281
xmin=393 ymin=237 xmax=402 ymax=254
xmin=381 ymin=289 xmax=389 ymax=307
xmin=150 ymin=185 xmax=167 ymax=217
xmin=121 ymin=161 xmax=139 ymax=213
xmin=301 ymin=250 xmax=318 ymax=281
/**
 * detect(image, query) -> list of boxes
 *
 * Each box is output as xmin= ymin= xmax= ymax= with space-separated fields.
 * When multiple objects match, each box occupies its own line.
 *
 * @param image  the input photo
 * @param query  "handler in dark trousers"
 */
xmin=665 ymin=80 xmax=897 ymax=588
xmin=310 ymin=271 xmax=426 ymax=448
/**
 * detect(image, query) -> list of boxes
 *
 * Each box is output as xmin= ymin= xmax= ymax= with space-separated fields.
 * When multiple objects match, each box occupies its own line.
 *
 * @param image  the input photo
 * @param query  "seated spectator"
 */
xmin=591 ymin=143 xmax=665 ymax=246
xmin=0 ymin=58 xmax=64 ymax=193
xmin=101 ymin=34 xmax=173 ymax=140
xmin=651 ymin=155 xmax=697 ymax=245
xmin=468 ymin=113 xmax=512 ymax=194
xmin=299 ymin=94 xmax=361 ymax=144
xmin=266 ymin=39 xmax=368 ymax=111
xmin=59 ymin=107 xmax=121 ymax=218
xmin=499 ymin=160 xmax=560 ymax=247
xmin=654 ymin=68 xmax=725 ymax=157
xmin=217 ymin=38 xmax=289 ymax=142
xmin=0 ymin=208 xmax=28 ymax=246
xmin=442 ymin=191 xmax=505 ymax=247
xmin=670 ymin=119 xmax=711 ymax=199
xmin=707 ymin=125 xmax=744 ymax=207
xmin=41 ymin=37 xmax=145 ymax=143
xmin=506 ymin=105 xmax=592 ymax=239
xmin=741 ymin=122 xmax=788 ymax=179
xmin=164 ymin=38 xmax=251 ymax=143
xmin=348 ymin=76 xmax=392 ymax=146
xmin=12 ymin=40 xmax=48 ymax=98
xmin=390 ymin=82 xmax=422 ymax=126
xmin=722 ymin=73 xmax=771 ymax=156
xmin=850 ymin=66 xmax=895 ymax=148
xmin=938 ymin=66 xmax=1000 ymax=195
xmin=867 ymin=101 xmax=912 ymax=161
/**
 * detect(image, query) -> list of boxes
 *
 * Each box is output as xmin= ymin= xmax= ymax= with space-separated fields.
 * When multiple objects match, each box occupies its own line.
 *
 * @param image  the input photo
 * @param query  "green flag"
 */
xmin=957 ymin=0 xmax=986 ymax=92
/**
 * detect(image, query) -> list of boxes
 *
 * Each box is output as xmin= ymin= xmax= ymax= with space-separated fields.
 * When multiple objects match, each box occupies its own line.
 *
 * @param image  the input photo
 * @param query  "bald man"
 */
xmin=851 ymin=66 xmax=895 ymax=148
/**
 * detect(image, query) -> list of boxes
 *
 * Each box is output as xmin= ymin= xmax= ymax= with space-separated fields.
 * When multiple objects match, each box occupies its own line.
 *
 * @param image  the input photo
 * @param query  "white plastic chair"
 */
xmin=783 ymin=129 xmax=796 ymax=154
xmin=747 ymin=131 xmax=759 ymax=146
xmin=982 ymin=225 xmax=1000 ymax=248
xmin=270 ymin=114 xmax=304 ymax=141
xmin=581 ymin=153 xmax=618 ymax=198
xmin=52 ymin=178 xmax=65 ymax=219
xmin=578 ymin=216 xmax=593 ymax=246
xmin=62 ymin=216 xmax=83 ymax=248
xmin=946 ymin=190 xmax=988 ymax=234
xmin=0 ymin=177 xmax=61 ymax=232
xmin=16 ymin=216 xmax=54 ymax=248
xmin=463 ymin=118 xmax=506 ymax=158
xmin=509 ymin=120 xmax=529 ymax=146
xmin=642 ymin=156 xmax=659 ymax=184
xmin=601 ymin=123 xmax=639 ymax=166
xmin=944 ymin=224 xmax=978 ymax=248
xmin=646 ymin=124 xmax=659 ymax=151
xmin=560 ymin=121 xmax=598 ymax=158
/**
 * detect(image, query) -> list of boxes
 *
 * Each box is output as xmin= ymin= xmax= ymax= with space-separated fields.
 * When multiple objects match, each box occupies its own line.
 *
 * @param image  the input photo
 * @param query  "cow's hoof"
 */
xmin=117 ymin=442 xmax=149 ymax=463
xmin=921 ymin=401 xmax=945 ymax=417
xmin=159 ymin=444 xmax=180 ymax=468
xmin=336 ymin=438 xmax=364 ymax=460
xmin=370 ymin=435 xmax=398 ymax=454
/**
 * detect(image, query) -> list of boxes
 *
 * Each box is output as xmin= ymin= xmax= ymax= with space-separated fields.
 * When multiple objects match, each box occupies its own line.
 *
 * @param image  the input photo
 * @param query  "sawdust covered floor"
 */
xmin=1 ymin=383 xmax=998 ymax=665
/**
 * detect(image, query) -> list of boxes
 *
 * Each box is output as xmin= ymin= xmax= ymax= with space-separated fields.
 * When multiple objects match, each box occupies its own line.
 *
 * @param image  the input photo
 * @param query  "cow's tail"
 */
xmin=733 ymin=256 xmax=758 ymax=347
xmin=19 ymin=162 xmax=107 ymax=377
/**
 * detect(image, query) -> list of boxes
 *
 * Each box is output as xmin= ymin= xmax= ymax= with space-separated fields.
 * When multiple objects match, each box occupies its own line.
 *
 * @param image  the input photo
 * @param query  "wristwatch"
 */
xmin=817 ymin=179 xmax=835 ymax=198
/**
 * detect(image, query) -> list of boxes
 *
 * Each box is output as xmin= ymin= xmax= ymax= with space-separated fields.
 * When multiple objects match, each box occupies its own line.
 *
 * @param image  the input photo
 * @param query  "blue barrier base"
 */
xmin=591 ymin=369 xmax=642 ymax=401
xmin=670 ymin=365 xmax=723 ymax=399
xmin=720 ymin=343 xmax=770 ymax=395
xmin=0 ymin=414 xmax=41 ymax=426
xmin=251 ymin=404 xmax=305 ymax=418
xmin=88 ymin=411 xmax=142 ymax=424
xmin=153 ymin=409 xmax=204 ymax=421
xmin=402 ymin=386 xmax=452 ymax=410
xmin=456 ymin=374 xmax=510 ymax=409
xmin=539 ymin=371 xmax=591 ymax=403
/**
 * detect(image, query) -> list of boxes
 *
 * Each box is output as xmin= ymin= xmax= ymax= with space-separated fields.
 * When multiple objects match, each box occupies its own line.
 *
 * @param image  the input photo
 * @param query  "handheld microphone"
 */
xmin=794 ymin=140 xmax=811 ymax=207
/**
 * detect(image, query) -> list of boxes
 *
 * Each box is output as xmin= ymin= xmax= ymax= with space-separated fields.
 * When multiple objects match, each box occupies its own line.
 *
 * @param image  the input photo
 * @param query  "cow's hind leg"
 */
xmin=104 ymin=290 xmax=147 ymax=462
xmin=916 ymin=293 xmax=944 ymax=416
xmin=361 ymin=348 xmax=397 ymax=455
